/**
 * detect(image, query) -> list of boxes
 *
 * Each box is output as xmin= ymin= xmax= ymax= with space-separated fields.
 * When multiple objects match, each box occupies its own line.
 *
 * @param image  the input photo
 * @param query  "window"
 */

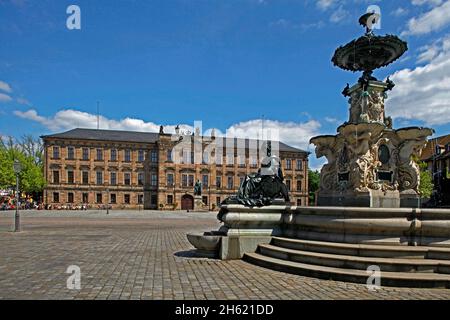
xmin=53 ymin=192 xmax=59 ymax=203
xmin=202 ymin=175 xmax=209 ymax=188
xmin=182 ymin=174 xmax=188 ymax=187
xmin=68 ymin=192 xmax=74 ymax=203
xmin=239 ymin=176 xmax=244 ymax=186
xmin=110 ymin=172 xmax=117 ymax=185
xmin=124 ymin=149 xmax=131 ymax=162
xmin=286 ymin=159 xmax=292 ymax=170
xmin=297 ymin=199 xmax=302 ymax=206
xmin=53 ymin=146 xmax=60 ymax=159
xmin=286 ymin=179 xmax=291 ymax=191
xmin=82 ymin=148 xmax=89 ymax=160
xmin=110 ymin=193 xmax=116 ymax=204
xmin=226 ymin=154 xmax=234 ymax=166
xmin=227 ymin=176 xmax=234 ymax=189
xmin=110 ymin=149 xmax=117 ymax=161
xmin=188 ymin=174 xmax=194 ymax=187
xmin=138 ymin=172 xmax=144 ymax=186
xmin=238 ymin=155 xmax=245 ymax=167
xmin=216 ymin=176 xmax=222 ymax=188
xmin=96 ymin=193 xmax=102 ymax=204
xmin=297 ymin=180 xmax=302 ymax=192
xmin=190 ymin=152 xmax=194 ymax=164
xmin=202 ymin=196 xmax=208 ymax=205
xmin=124 ymin=194 xmax=130 ymax=204
xmin=216 ymin=197 xmax=221 ymax=206
xmin=138 ymin=150 xmax=144 ymax=162
xmin=67 ymin=170 xmax=74 ymax=184
xmin=53 ymin=170 xmax=60 ymax=184
xmin=151 ymin=194 xmax=157 ymax=205
xmin=250 ymin=156 xmax=258 ymax=168
xmin=216 ymin=154 xmax=223 ymax=165
xmin=182 ymin=150 xmax=190 ymax=164
xmin=151 ymin=174 xmax=158 ymax=186
xmin=167 ymin=150 xmax=173 ymax=162
xmin=67 ymin=147 xmax=75 ymax=160
xmin=82 ymin=193 xmax=88 ymax=203
xmin=167 ymin=173 xmax=174 ymax=186
xmin=124 ymin=172 xmax=131 ymax=185
xmin=96 ymin=171 xmax=103 ymax=185
xmin=138 ymin=194 xmax=144 ymax=204
xmin=96 ymin=149 xmax=103 ymax=161
xmin=167 ymin=195 xmax=173 ymax=205
xmin=296 ymin=159 xmax=303 ymax=171
xmin=151 ymin=150 xmax=158 ymax=163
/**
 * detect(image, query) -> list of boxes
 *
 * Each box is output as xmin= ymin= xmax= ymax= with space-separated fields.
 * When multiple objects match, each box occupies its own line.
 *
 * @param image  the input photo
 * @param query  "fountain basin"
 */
xmin=186 ymin=232 xmax=221 ymax=258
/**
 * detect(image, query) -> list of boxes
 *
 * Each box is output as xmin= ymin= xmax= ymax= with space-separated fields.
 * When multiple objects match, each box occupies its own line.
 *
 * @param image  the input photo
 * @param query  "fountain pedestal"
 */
xmin=311 ymin=79 xmax=433 ymax=208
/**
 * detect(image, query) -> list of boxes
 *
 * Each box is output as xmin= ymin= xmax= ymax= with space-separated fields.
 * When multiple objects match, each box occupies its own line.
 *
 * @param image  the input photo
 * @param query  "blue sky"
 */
xmin=1 ymin=0 xmax=450 ymax=169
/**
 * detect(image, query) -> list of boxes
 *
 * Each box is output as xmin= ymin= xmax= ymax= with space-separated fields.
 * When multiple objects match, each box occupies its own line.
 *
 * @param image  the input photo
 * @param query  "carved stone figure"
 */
xmin=310 ymin=136 xmax=338 ymax=191
xmin=397 ymin=128 xmax=434 ymax=192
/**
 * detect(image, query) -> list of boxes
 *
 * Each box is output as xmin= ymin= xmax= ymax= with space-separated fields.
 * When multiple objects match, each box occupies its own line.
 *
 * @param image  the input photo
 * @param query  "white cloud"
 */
xmin=402 ymin=1 xmax=450 ymax=36
xmin=226 ymin=119 xmax=322 ymax=150
xmin=324 ymin=117 xmax=341 ymax=124
xmin=412 ymin=0 xmax=443 ymax=6
xmin=386 ymin=34 xmax=450 ymax=126
xmin=316 ymin=0 xmax=337 ymax=11
xmin=330 ymin=6 xmax=350 ymax=23
xmin=0 ymin=93 xmax=13 ymax=103
xmin=0 ymin=80 xmax=12 ymax=93
xmin=13 ymin=109 xmax=322 ymax=151
xmin=392 ymin=7 xmax=408 ymax=17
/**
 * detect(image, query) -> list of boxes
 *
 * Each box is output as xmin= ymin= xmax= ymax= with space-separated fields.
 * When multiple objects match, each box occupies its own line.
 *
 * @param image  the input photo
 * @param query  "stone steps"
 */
xmin=271 ymin=237 xmax=450 ymax=260
xmin=258 ymin=243 xmax=450 ymax=274
xmin=243 ymin=237 xmax=450 ymax=288
xmin=244 ymin=252 xmax=450 ymax=288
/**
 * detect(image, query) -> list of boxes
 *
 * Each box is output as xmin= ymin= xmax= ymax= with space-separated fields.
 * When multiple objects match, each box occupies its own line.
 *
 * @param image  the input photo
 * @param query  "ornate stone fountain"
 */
xmin=310 ymin=13 xmax=434 ymax=208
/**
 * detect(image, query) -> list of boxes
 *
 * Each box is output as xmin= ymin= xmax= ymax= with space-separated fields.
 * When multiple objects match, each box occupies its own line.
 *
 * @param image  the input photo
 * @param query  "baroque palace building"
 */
xmin=41 ymin=128 xmax=309 ymax=210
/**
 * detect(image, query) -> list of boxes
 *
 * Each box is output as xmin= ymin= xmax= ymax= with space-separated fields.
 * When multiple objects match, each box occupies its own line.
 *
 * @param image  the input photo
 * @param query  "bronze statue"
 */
xmin=221 ymin=141 xmax=290 ymax=207
xmin=194 ymin=180 xmax=202 ymax=196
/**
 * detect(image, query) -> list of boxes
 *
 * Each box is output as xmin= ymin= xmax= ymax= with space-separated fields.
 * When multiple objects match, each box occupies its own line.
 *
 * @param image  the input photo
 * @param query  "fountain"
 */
xmin=186 ymin=13 xmax=450 ymax=288
xmin=311 ymin=12 xmax=433 ymax=208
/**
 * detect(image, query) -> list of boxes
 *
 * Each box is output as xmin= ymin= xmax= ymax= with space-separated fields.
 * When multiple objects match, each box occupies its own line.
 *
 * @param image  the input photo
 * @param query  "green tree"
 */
xmin=418 ymin=161 xmax=433 ymax=199
xmin=0 ymin=135 xmax=46 ymax=193
xmin=308 ymin=169 xmax=320 ymax=205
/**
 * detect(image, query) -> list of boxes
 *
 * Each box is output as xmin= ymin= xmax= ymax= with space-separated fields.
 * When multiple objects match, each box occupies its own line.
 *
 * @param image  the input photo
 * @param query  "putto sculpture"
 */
xmin=310 ymin=12 xmax=434 ymax=208
xmin=221 ymin=141 xmax=290 ymax=207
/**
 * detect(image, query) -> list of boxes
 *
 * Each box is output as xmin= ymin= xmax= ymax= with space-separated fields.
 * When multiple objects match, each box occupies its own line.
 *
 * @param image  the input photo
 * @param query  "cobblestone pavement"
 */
xmin=1 ymin=210 xmax=450 ymax=300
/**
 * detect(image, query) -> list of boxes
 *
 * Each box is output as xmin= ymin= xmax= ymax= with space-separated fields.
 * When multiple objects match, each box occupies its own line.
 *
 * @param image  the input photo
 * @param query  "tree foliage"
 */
xmin=308 ymin=169 xmax=320 ymax=205
xmin=418 ymin=161 xmax=433 ymax=199
xmin=0 ymin=135 xmax=45 ymax=193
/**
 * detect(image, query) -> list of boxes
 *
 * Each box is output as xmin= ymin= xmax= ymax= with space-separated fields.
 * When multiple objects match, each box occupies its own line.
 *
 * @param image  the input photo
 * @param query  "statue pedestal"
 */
xmin=193 ymin=195 xmax=207 ymax=211
xmin=318 ymin=190 xmax=400 ymax=208
xmin=400 ymin=190 xmax=421 ymax=208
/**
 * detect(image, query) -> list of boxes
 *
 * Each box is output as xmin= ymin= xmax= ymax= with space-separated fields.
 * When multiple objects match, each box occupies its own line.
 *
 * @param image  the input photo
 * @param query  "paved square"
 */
xmin=1 ymin=210 xmax=449 ymax=300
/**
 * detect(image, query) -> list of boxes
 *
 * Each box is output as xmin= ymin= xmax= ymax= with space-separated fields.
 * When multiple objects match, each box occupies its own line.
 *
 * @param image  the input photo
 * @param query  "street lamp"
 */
xmin=106 ymin=188 xmax=110 ymax=215
xmin=13 ymin=160 xmax=22 ymax=232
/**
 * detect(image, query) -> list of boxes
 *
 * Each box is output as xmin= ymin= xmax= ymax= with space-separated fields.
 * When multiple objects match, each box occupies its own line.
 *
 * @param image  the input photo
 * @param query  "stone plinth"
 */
xmin=187 ymin=204 xmax=450 ymax=260
xmin=193 ymin=195 xmax=207 ymax=212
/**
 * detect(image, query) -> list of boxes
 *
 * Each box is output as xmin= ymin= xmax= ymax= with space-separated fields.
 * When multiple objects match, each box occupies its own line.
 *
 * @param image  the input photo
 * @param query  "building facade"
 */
xmin=420 ymin=134 xmax=450 ymax=207
xmin=42 ymin=128 xmax=310 ymax=210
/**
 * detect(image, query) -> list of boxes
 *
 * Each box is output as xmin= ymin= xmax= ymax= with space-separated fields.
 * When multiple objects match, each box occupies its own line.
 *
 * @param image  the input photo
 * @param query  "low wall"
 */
xmin=217 ymin=205 xmax=450 ymax=259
